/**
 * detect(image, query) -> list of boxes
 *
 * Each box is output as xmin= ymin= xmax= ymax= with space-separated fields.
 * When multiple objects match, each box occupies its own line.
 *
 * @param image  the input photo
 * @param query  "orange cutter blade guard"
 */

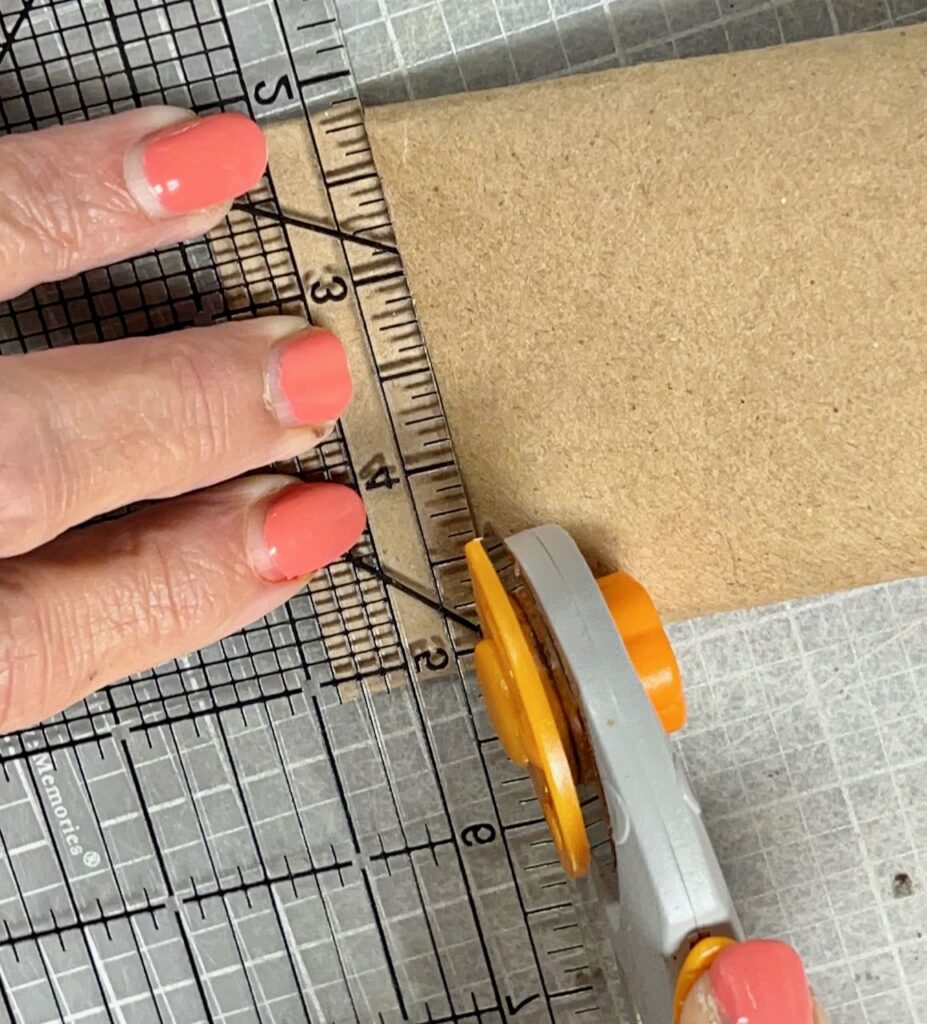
xmin=465 ymin=526 xmax=743 ymax=1023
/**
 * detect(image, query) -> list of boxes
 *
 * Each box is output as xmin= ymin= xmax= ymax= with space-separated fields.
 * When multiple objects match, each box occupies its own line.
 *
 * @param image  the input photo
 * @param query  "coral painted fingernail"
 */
xmin=266 ymin=329 xmax=353 ymax=425
xmin=256 ymin=483 xmax=366 ymax=582
xmin=126 ymin=111 xmax=267 ymax=217
xmin=709 ymin=941 xmax=814 ymax=1024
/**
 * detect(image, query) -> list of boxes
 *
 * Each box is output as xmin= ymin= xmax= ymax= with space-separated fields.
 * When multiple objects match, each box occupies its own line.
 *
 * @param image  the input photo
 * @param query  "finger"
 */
xmin=680 ymin=975 xmax=722 ymax=1024
xmin=0 ymin=475 xmax=366 ymax=733
xmin=0 ymin=106 xmax=266 ymax=300
xmin=0 ymin=316 xmax=352 ymax=558
xmin=680 ymin=941 xmax=830 ymax=1024
xmin=681 ymin=975 xmax=831 ymax=1024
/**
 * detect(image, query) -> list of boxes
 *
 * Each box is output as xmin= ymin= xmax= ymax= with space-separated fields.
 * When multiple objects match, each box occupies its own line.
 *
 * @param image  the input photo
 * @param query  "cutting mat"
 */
xmin=0 ymin=2 xmax=925 ymax=1023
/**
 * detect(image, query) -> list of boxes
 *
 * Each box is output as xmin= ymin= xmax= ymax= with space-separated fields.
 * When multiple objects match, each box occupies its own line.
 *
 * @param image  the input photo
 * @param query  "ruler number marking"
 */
xmin=361 ymin=455 xmax=401 ymax=492
xmin=253 ymin=75 xmax=294 ymax=106
xmin=460 ymin=823 xmax=496 ymax=847
xmin=505 ymin=993 xmax=540 ymax=1017
xmin=412 ymin=645 xmax=449 ymax=673
xmin=308 ymin=269 xmax=348 ymax=304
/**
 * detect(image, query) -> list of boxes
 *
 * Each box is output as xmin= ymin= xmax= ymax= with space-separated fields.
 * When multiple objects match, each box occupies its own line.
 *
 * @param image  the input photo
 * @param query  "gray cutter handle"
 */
xmin=505 ymin=525 xmax=743 ymax=1023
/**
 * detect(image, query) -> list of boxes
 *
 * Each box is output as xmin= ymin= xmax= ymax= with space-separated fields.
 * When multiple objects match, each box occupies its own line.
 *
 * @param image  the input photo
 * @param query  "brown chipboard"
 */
xmin=363 ymin=26 xmax=927 ymax=622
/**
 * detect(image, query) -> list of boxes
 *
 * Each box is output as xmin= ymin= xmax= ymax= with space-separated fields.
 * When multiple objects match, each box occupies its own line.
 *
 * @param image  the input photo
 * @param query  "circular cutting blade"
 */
xmin=464 ymin=538 xmax=591 ymax=877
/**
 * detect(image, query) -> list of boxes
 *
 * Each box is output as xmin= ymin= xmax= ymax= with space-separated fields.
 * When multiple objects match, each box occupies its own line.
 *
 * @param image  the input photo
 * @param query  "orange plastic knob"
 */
xmin=597 ymin=572 xmax=687 ymax=733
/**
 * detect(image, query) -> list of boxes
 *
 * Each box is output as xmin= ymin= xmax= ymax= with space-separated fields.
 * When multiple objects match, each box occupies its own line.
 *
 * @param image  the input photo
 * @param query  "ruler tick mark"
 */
xmin=355 ymin=270 xmax=403 ymax=288
xmin=405 ymin=460 xmax=455 ymax=478
xmin=298 ymin=68 xmax=351 ymax=89
xmin=430 ymin=507 xmax=469 ymax=521
xmin=405 ymin=414 xmax=444 ymax=427
xmin=325 ymin=120 xmax=365 ymax=134
xmin=381 ymin=318 xmax=419 ymax=332
xmin=328 ymin=170 xmax=379 ymax=188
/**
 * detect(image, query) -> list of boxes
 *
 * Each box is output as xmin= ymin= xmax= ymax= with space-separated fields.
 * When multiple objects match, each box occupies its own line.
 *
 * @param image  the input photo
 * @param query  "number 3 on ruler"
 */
xmin=308 ymin=270 xmax=348 ymax=305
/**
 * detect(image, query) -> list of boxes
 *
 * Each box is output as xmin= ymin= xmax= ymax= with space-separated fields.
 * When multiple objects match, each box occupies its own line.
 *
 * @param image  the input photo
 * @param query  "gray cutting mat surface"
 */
xmin=338 ymin=0 xmax=927 ymax=103
xmin=0 ymin=2 xmax=925 ymax=1023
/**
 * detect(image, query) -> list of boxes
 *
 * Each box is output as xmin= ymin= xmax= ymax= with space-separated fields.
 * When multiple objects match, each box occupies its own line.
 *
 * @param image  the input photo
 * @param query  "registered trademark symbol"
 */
xmin=83 ymin=850 xmax=101 ymax=868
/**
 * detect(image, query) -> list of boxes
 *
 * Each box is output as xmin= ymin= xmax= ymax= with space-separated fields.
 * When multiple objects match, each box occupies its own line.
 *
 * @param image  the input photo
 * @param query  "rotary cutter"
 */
xmin=464 ymin=525 xmax=743 ymax=1023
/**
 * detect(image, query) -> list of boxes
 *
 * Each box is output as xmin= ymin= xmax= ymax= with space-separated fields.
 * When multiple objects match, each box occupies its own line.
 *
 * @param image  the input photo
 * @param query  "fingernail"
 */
xmin=709 ymin=941 xmax=814 ymax=1024
xmin=126 ymin=111 xmax=267 ymax=217
xmin=255 ymin=483 xmax=366 ymax=582
xmin=266 ymin=329 xmax=353 ymax=426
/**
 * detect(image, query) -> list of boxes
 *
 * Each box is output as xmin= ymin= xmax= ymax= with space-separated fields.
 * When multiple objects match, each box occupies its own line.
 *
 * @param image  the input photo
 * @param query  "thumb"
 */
xmin=680 ymin=940 xmax=830 ymax=1024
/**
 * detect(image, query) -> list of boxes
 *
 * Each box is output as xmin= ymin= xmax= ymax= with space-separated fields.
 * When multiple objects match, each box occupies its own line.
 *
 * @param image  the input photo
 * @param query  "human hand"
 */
xmin=0 ymin=108 xmax=366 ymax=732
xmin=680 ymin=940 xmax=830 ymax=1024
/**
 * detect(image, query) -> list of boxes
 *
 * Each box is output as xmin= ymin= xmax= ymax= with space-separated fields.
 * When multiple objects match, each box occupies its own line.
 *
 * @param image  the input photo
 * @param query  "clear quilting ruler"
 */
xmin=0 ymin=1 xmax=623 ymax=1021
